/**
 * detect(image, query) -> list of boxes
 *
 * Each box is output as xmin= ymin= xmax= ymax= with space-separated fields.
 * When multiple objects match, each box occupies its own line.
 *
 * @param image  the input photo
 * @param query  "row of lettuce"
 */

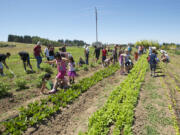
xmin=0 ymin=63 xmax=120 ymax=135
xmin=80 ymin=54 xmax=148 ymax=135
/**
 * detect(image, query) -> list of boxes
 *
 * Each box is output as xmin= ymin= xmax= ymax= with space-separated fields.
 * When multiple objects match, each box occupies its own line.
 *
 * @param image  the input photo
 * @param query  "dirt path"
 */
xmin=24 ymin=70 xmax=125 ymax=135
xmin=0 ymin=65 xmax=102 ymax=122
xmin=133 ymin=69 xmax=175 ymax=135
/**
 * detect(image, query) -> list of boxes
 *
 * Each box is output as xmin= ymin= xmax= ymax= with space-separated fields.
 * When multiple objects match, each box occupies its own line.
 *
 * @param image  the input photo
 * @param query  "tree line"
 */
xmin=8 ymin=34 xmax=87 ymax=47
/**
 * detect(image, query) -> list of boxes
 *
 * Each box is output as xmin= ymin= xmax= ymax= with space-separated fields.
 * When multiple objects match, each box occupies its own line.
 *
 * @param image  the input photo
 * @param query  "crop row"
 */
xmin=0 ymin=64 xmax=120 ymax=135
xmin=80 ymin=54 xmax=148 ymax=135
xmin=159 ymin=62 xmax=180 ymax=135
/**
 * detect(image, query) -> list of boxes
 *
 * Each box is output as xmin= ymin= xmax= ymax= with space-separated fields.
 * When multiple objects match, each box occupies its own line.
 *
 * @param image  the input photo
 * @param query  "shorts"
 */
xmin=49 ymin=56 xmax=54 ymax=60
xmin=0 ymin=62 xmax=3 ymax=69
xmin=56 ymin=71 xmax=66 ymax=79
xmin=102 ymin=56 xmax=106 ymax=62
xmin=150 ymin=64 xmax=156 ymax=71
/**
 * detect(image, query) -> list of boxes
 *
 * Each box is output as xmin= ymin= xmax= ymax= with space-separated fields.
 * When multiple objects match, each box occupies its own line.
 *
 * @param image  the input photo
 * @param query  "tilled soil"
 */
xmin=24 ymin=70 xmax=125 ymax=135
xmin=0 ymin=65 xmax=102 ymax=122
xmin=133 ymin=69 xmax=175 ymax=135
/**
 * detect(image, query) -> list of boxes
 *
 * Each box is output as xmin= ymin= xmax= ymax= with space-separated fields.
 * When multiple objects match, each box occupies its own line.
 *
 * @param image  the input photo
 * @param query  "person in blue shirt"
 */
xmin=149 ymin=49 xmax=157 ymax=77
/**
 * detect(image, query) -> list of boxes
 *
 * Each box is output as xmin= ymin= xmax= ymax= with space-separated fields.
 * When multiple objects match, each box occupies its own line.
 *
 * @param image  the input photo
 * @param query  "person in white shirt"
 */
xmin=44 ymin=45 xmax=50 ymax=61
xmin=84 ymin=45 xmax=89 ymax=65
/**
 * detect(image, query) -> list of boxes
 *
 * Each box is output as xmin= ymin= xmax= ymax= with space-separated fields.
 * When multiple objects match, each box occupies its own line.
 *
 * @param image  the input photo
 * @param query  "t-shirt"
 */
xmin=95 ymin=48 xmax=100 ymax=55
xmin=85 ymin=47 xmax=89 ymax=54
xmin=62 ymin=47 xmax=66 ymax=52
xmin=49 ymin=50 xmax=54 ymax=56
xmin=34 ymin=45 xmax=41 ymax=57
xmin=0 ymin=54 xmax=7 ymax=62
xmin=68 ymin=62 xmax=75 ymax=71
xmin=102 ymin=49 xmax=107 ymax=56
xmin=112 ymin=49 xmax=117 ymax=56
xmin=125 ymin=54 xmax=130 ymax=63
xmin=19 ymin=52 xmax=29 ymax=58
xmin=149 ymin=53 xmax=157 ymax=64
xmin=44 ymin=48 xmax=49 ymax=57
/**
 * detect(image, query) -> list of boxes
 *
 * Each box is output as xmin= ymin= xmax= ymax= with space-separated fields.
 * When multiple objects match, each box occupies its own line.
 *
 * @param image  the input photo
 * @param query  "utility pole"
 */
xmin=95 ymin=7 xmax=98 ymax=42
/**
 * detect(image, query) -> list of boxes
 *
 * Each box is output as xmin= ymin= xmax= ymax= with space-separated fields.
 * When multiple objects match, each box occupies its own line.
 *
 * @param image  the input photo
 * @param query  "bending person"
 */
xmin=18 ymin=51 xmax=33 ymax=72
xmin=0 ymin=52 xmax=11 ymax=76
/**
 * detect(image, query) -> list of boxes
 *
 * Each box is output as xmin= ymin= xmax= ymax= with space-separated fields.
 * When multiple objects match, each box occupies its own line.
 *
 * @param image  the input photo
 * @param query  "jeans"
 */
xmin=35 ymin=56 xmax=42 ymax=69
xmin=85 ymin=54 xmax=89 ymax=65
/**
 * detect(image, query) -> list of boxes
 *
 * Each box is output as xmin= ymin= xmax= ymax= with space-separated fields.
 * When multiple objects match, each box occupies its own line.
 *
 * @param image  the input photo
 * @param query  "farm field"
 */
xmin=0 ymin=42 xmax=180 ymax=135
xmin=0 ymin=42 xmax=106 ymax=121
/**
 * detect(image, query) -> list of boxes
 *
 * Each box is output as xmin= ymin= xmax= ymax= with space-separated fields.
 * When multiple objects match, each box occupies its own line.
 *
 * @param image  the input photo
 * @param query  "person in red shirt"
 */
xmin=134 ymin=52 xmax=138 ymax=61
xmin=102 ymin=46 xmax=107 ymax=66
xmin=33 ymin=41 xmax=43 ymax=69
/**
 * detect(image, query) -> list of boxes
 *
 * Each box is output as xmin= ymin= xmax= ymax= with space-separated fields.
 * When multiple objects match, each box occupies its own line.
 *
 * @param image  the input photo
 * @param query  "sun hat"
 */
xmin=37 ymin=41 xmax=42 ymax=45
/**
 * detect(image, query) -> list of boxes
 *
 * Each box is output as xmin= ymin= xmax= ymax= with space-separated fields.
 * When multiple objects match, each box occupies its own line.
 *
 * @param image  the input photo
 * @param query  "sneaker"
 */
xmin=49 ymin=89 xmax=56 ymax=94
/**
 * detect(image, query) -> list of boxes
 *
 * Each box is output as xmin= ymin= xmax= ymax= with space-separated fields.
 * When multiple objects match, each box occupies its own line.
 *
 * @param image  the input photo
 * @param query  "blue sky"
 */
xmin=0 ymin=0 xmax=180 ymax=44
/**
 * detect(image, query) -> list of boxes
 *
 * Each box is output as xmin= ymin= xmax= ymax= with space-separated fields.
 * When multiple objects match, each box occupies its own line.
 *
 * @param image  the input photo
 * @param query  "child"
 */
xmin=41 ymin=73 xmax=53 ymax=94
xmin=46 ymin=52 xmax=68 ymax=94
xmin=68 ymin=56 xmax=76 ymax=84
xmin=134 ymin=52 xmax=138 ymax=61
xmin=104 ymin=57 xmax=113 ymax=67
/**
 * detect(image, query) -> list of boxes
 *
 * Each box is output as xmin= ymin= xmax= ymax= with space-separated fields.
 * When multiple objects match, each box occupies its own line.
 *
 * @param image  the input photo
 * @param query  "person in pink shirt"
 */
xmin=46 ymin=52 xmax=68 ymax=93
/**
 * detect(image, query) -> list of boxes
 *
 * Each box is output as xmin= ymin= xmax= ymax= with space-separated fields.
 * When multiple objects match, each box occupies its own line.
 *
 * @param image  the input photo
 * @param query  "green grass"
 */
xmin=142 ymin=73 xmax=174 ymax=134
xmin=0 ymin=42 xmax=99 ymax=97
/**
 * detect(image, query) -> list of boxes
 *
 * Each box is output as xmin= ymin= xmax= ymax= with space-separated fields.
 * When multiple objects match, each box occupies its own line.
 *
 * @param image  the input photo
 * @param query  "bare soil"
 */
xmin=0 ymin=65 xmax=102 ymax=122
xmin=24 ymin=70 xmax=125 ymax=135
xmin=133 ymin=69 xmax=175 ymax=135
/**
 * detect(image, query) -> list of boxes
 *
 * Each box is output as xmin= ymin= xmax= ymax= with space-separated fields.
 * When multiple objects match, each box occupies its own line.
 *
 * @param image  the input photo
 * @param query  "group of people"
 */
xmin=93 ymin=45 xmax=134 ymax=75
xmin=148 ymin=47 xmax=170 ymax=77
xmin=1 ymin=41 xmax=155 ymax=95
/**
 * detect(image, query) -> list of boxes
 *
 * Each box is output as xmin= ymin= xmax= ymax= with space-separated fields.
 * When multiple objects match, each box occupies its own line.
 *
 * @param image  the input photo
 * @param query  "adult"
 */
xmin=102 ymin=46 xmax=107 ymax=66
xmin=124 ymin=50 xmax=133 ymax=73
xmin=138 ymin=46 xmax=143 ymax=55
xmin=78 ymin=57 xmax=86 ymax=66
xmin=44 ymin=45 xmax=50 ymax=61
xmin=61 ymin=45 xmax=66 ymax=52
xmin=119 ymin=50 xmax=125 ymax=75
xmin=33 ymin=41 xmax=43 ymax=69
xmin=84 ymin=45 xmax=89 ymax=65
xmin=49 ymin=46 xmax=55 ymax=60
xmin=0 ymin=52 xmax=11 ymax=76
xmin=112 ymin=45 xmax=118 ymax=64
xmin=149 ymin=47 xmax=152 ymax=55
xmin=149 ymin=49 xmax=157 ymax=77
xmin=59 ymin=48 xmax=70 ymax=58
xmin=94 ymin=46 xmax=101 ymax=62
xmin=18 ymin=51 xmax=33 ymax=72
xmin=161 ymin=52 xmax=169 ymax=63
xmin=127 ymin=45 xmax=132 ymax=54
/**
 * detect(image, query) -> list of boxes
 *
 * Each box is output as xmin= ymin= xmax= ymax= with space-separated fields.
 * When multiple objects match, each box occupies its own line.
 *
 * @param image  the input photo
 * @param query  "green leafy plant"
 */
xmin=83 ymin=65 xmax=88 ymax=71
xmin=1 ymin=64 xmax=120 ymax=134
xmin=81 ymin=54 xmax=149 ymax=135
xmin=0 ymin=82 xmax=11 ymax=99
xmin=90 ymin=63 xmax=95 ymax=68
xmin=41 ymin=63 xmax=53 ymax=73
xmin=15 ymin=79 xmax=27 ymax=90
